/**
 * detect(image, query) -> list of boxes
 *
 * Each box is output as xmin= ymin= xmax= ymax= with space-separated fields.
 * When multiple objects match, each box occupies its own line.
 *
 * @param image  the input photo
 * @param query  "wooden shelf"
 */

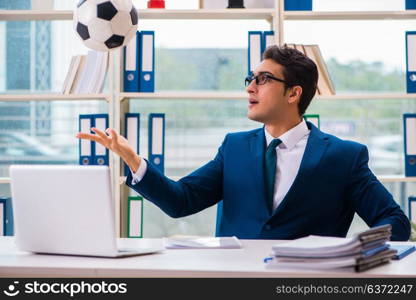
xmin=119 ymin=175 xmax=416 ymax=184
xmin=120 ymin=92 xmax=416 ymax=101
xmin=4 ymin=9 xmax=415 ymax=22
xmin=0 ymin=10 xmax=73 ymax=21
xmin=284 ymin=10 xmax=416 ymax=21
xmin=0 ymin=94 xmax=108 ymax=101
xmin=120 ymin=91 xmax=248 ymax=100
xmin=2 ymin=174 xmax=416 ymax=186
xmin=138 ymin=9 xmax=275 ymax=20
xmin=316 ymin=93 xmax=416 ymax=100
xmin=377 ymin=175 xmax=416 ymax=183
xmin=0 ymin=9 xmax=275 ymax=21
xmin=0 ymin=178 xmax=10 ymax=184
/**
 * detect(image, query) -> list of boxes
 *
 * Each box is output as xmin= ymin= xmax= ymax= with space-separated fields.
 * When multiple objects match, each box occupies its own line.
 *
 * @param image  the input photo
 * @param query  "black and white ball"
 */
xmin=74 ymin=0 xmax=138 ymax=52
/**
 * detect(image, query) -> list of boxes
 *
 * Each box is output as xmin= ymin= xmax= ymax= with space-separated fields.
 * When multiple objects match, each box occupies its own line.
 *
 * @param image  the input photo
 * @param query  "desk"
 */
xmin=0 ymin=237 xmax=415 ymax=278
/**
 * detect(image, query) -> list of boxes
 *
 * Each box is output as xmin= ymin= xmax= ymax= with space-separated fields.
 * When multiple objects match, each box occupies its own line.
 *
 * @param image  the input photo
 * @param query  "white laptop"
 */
xmin=10 ymin=165 xmax=164 ymax=258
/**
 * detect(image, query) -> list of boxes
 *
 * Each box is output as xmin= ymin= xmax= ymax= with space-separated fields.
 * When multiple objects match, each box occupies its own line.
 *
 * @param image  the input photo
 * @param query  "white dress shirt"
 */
xmin=265 ymin=120 xmax=310 ymax=211
xmin=131 ymin=120 xmax=311 ymax=211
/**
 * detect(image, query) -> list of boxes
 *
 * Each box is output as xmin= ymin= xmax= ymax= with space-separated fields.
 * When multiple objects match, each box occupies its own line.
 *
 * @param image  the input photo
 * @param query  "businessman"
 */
xmin=77 ymin=45 xmax=410 ymax=241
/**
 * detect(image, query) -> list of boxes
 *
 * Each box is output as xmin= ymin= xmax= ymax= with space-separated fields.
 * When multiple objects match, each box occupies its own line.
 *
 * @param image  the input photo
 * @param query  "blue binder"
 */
xmin=406 ymin=31 xmax=416 ymax=93
xmin=403 ymin=114 xmax=416 ymax=176
xmin=148 ymin=113 xmax=165 ymax=173
xmin=139 ymin=31 xmax=155 ymax=93
xmin=123 ymin=31 xmax=140 ymax=92
xmin=215 ymin=201 xmax=223 ymax=237
xmin=406 ymin=0 xmax=416 ymax=9
xmin=262 ymin=31 xmax=275 ymax=53
xmin=79 ymin=114 xmax=94 ymax=165
xmin=284 ymin=0 xmax=312 ymax=11
xmin=93 ymin=114 xmax=109 ymax=165
xmin=124 ymin=113 xmax=140 ymax=176
xmin=0 ymin=197 xmax=13 ymax=236
xmin=248 ymin=31 xmax=263 ymax=76
xmin=409 ymin=196 xmax=416 ymax=223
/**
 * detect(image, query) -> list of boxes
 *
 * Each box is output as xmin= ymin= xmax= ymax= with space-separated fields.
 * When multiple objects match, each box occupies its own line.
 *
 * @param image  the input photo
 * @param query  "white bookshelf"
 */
xmin=2 ymin=1 xmax=416 ymax=238
xmin=0 ymin=94 xmax=108 ymax=101
xmin=0 ymin=178 xmax=10 ymax=184
xmin=120 ymin=92 xmax=416 ymax=101
xmin=0 ymin=9 xmax=275 ymax=21
xmin=284 ymin=10 xmax=416 ymax=21
xmin=377 ymin=176 xmax=416 ymax=183
xmin=2 ymin=9 xmax=416 ymax=22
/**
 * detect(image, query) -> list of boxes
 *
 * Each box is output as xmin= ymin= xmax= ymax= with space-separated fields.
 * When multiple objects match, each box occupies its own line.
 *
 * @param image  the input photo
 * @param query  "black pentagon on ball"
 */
xmin=77 ymin=0 xmax=87 ymax=8
xmin=76 ymin=22 xmax=90 ymax=40
xmin=105 ymin=34 xmax=124 ymax=49
xmin=130 ymin=7 xmax=138 ymax=25
xmin=97 ymin=1 xmax=118 ymax=21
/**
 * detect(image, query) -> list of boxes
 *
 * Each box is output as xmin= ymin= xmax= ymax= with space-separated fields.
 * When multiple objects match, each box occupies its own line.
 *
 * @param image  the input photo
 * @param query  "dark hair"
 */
xmin=263 ymin=45 xmax=318 ymax=116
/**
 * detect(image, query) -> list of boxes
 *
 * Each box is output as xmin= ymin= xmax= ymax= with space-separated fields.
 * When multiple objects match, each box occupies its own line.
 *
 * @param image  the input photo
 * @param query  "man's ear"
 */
xmin=288 ymin=86 xmax=302 ymax=104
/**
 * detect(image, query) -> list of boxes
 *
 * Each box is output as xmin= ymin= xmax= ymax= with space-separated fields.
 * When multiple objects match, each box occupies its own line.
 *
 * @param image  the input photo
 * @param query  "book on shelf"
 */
xmin=61 ymin=51 xmax=108 ymax=95
xmin=286 ymin=43 xmax=335 ymax=96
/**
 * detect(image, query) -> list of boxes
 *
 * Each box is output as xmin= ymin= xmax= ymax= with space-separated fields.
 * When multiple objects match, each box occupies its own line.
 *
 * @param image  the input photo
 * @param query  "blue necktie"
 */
xmin=264 ymin=138 xmax=282 ymax=212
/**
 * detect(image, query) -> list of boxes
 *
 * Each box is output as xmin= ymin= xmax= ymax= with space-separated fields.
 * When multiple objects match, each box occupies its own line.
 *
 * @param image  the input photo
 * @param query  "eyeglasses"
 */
xmin=245 ymin=73 xmax=290 ymax=87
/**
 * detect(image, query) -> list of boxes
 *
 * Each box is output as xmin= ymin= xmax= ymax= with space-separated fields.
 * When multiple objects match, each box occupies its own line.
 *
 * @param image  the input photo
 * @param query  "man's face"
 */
xmin=246 ymin=59 xmax=293 ymax=124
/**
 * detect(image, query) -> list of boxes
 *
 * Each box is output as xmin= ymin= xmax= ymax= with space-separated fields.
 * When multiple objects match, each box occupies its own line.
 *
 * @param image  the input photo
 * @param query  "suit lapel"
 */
xmin=249 ymin=128 xmax=270 ymax=217
xmin=270 ymin=122 xmax=329 ymax=219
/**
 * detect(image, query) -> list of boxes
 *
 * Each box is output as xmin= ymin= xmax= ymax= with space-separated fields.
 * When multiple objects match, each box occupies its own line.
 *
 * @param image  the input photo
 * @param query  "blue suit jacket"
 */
xmin=127 ymin=122 xmax=410 ymax=241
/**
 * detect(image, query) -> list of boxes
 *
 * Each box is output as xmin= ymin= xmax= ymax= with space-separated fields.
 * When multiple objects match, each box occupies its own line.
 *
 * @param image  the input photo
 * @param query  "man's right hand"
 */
xmin=76 ymin=128 xmax=141 ymax=173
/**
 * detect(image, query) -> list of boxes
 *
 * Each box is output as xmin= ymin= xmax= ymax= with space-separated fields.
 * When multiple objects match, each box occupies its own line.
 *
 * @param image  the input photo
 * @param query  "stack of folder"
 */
xmin=265 ymin=225 xmax=397 ymax=272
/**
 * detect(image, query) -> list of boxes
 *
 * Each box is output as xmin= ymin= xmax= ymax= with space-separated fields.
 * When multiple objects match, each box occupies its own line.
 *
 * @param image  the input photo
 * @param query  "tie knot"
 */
xmin=268 ymin=138 xmax=282 ymax=150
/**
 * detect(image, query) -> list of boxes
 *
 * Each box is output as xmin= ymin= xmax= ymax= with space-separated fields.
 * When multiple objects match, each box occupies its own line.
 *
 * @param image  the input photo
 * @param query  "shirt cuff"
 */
xmin=130 ymin=159 xmax=147 ymax=185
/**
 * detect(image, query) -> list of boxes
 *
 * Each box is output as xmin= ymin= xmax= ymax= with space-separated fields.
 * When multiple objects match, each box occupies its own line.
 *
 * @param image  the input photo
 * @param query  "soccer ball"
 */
xmin=74 ymin=0 xmax=138 ymax=52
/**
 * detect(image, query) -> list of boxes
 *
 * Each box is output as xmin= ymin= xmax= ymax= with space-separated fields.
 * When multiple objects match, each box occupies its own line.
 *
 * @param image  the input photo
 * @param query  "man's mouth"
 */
xmin=248 ymin=98 xmax=259 ymax=107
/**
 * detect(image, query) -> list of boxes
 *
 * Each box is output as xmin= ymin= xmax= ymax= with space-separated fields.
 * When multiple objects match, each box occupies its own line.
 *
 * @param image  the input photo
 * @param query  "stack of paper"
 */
xmin=164 ymin=236 xmax=242 ymax=249
xmin=265 ymin=225 xmax=397 ymax=272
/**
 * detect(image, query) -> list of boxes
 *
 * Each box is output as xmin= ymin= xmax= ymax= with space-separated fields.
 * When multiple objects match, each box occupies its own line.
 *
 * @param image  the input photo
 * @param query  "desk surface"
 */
xmin=0 ymin=237 xmax=415 ymax=278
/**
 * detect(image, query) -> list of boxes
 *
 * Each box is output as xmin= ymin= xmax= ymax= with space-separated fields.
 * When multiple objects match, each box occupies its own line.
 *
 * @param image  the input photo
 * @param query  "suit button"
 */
xmin=265 ymin=224 xmax=272 ymax=230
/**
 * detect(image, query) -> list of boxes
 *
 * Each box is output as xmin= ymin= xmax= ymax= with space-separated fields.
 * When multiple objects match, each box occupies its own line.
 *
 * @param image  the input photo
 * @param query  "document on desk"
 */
xmin=265 ymin=225 xmax=395 ymax=272
xmin=164 ymin=236 xmax=242 ymax=249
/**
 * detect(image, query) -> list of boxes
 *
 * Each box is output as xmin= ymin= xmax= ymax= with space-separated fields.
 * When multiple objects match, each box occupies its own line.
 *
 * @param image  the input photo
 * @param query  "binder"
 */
xmin=284 ymin=0 xmax=312 ymax=11
xmin=124 ymin=113 xmax=140 ymax=176
xmin=148 ymin=113 xmax=165 ymax=173
xmin=139 ymin=31 xmax=155 ymax=93
xmin=79 ymin=114 xmax=94 ymax=165
xmin=248 ymin=31 xmax=263 ymax=76
xmin=0 ymin=197 xmax=13 ymax=236
xmin=127 ymin=196 xmax=143 ymax=238
xmin=304 ymin=114 xmax=320 ymax=129
xmin=406 ymin=0 xmax=416 ymax=10
xmin=409 ymin=196 xmax=416 ymax=223
xmin=263 ymin=31 xmax=275 ymax=52
xmin=389 ymin=244 xmax=416 ymax=260
xmin=93 ymin=114 xmax=109 ymax=165
xmin=403 ymin=114 xmax=416 ymax=176
xmin=215 ymin=201 xmax=223 ymax=237
xmin=0 ymin=200 xmax=3 ymax=236
xmin=406 ymin=31 xmax=416 ymax=93
xmin=123 ymin=31 xmax=140 ymax=92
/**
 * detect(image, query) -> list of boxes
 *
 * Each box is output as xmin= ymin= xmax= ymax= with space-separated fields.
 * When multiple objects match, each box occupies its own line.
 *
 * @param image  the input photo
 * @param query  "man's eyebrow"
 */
xmin=254 ymin=71 xmax=274 ymax=76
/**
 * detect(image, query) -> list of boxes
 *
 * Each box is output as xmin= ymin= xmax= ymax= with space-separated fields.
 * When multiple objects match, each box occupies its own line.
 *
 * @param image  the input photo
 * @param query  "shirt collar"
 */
xmin=264 ymin=119 xmax=310 ymax=151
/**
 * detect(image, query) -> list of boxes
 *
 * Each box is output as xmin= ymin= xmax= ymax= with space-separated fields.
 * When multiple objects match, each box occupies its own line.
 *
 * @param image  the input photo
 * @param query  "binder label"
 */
xmin=406 ymin=118 xmax=416 ymax=155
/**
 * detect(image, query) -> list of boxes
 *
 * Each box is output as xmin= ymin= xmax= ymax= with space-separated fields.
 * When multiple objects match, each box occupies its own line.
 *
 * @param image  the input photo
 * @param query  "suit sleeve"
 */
xmin=347 ymin=145 xmax=411 ymax=241
xmin=126 ymin=135 xmax=227 ymax=218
